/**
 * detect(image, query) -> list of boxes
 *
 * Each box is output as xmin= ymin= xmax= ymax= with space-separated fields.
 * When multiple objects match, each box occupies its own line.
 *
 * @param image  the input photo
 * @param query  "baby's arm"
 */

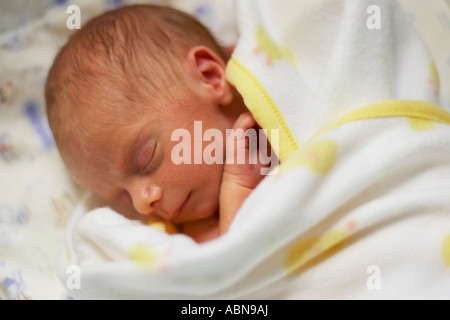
xmin=219 ymin=112 xmax=267 ymax=234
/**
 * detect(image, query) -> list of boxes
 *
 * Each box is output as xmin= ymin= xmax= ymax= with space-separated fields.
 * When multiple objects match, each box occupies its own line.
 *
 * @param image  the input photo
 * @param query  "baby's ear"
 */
xmin=186 ymin=46 xmax=233 ymax=105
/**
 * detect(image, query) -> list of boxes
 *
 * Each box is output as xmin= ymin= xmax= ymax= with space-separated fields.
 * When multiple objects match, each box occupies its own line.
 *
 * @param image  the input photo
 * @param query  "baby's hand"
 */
xmin=219 ymin=112 xmax=267 ymax=234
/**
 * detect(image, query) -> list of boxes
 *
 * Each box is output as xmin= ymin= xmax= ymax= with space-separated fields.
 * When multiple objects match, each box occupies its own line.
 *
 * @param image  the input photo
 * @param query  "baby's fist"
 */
xmin=219 ymin=112 xmax=267 ymax=234
xmin=223 ymin=112 xmax=266 ymax=189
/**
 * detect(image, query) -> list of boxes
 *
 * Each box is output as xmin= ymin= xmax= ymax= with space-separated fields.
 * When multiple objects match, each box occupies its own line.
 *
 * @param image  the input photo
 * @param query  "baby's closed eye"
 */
xmin=135 ymin=140 xmax=157 ymax=173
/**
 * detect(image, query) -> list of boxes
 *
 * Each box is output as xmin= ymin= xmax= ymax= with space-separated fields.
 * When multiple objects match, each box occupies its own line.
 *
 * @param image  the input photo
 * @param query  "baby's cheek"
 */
xmin=117 ymin=190 xmax=132 ymax=205
xmin=196 ymin=163 xmax=223 ymax=213
xmin=196 ymin=197 xmax=219 ymax=219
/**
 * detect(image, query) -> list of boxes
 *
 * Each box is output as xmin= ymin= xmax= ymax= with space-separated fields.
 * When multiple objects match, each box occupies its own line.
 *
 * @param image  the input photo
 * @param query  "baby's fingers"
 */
xmin=232 ymin=112 xmax=256 ymax=131
xmin=226 ymin=112 xmax=256 ymax=167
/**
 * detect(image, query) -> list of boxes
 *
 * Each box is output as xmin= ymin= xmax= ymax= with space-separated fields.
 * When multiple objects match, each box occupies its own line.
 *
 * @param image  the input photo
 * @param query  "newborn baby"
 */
xmin=45 ymin=5 xmax=272 ymax=242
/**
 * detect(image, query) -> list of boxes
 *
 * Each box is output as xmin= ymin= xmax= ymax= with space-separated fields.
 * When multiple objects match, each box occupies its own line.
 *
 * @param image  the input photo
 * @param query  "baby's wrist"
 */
xmin=218 ymin=178 xmax=253 ymax=234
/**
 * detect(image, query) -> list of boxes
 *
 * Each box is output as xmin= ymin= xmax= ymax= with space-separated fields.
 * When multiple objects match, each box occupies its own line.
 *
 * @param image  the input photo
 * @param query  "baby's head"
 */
xmin=46 ymin=5 xmax=245 ymax=223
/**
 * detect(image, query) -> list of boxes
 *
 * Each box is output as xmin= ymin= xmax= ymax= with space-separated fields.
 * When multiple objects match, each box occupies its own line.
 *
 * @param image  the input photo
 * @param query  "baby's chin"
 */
xmin=173 ymin=194 xmax=219 ymax=224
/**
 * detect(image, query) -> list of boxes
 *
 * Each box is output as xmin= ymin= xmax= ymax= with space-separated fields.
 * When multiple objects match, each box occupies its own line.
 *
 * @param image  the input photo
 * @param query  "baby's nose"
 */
xmin=130 ymin=183 xmax=162 ymax=216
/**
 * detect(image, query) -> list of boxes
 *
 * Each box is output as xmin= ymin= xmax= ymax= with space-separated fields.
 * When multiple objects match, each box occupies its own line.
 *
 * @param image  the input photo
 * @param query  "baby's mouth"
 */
xmin=171 ymin=191 xmax=192 ymax=221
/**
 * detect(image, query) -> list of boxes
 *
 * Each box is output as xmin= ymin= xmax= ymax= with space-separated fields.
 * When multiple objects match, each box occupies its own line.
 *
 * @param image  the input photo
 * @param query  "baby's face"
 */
xmin=67 ymin=90 xmax=234 ymax=224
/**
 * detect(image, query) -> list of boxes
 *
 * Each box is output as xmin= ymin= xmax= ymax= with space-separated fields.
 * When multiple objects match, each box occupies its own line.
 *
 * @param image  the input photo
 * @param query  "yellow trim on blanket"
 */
xmin=226 ymin=54 xmax=450 ymax=162
xmin=226 ymin=56 xmax=298 ymax=162
xmin=308 ymin=99 xmax=450 ymax=143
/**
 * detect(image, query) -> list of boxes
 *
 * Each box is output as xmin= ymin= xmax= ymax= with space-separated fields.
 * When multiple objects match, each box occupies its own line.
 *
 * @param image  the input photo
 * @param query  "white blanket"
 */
xmin=55 ymin=0 xmax=450 ymax=299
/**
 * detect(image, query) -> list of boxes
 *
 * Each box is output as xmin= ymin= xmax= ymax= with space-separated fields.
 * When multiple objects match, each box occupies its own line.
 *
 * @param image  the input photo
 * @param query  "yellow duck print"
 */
xmin=442 ymin=234 xmax=450 ymax=268
xmin=253 ymin=25 xmax=297 ymax=68
xmin=285 ymin=229 xmax=349 ymax=273
xmin=427 ymin=61 xmax=440 ymax=96
xmin=278 ymin=139 xmax=338 ymax=175
xmin=128 ymin=243 xmax=158 ymax=270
